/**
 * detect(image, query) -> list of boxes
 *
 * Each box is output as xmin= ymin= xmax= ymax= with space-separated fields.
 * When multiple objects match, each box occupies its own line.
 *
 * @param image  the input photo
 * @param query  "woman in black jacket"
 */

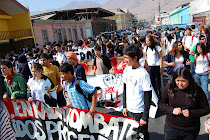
xmin=164 ymin=41 xmax=191 ymax=79
xmin=159 ymin=67 xmax=210 ymax=140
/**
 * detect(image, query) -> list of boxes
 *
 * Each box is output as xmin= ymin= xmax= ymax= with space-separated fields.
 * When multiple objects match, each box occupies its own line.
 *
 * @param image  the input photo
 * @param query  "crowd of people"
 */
xmin=0 ymin=25 xmax=210 ymax=140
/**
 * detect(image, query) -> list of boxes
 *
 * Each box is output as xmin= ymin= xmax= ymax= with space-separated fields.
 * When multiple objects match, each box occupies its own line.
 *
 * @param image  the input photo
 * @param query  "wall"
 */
xmin=181 ymin=6 xmax=190 ymax=23
xmin=91 ymin=18 xmax=116 ymax=36
xmin=169 ymin=6 xmax=182 ymax=24
xmin=6 ymin=12 xmax=32 ymax=31
xmin=33 ymin=20 xmax=87 ymax=47
xmin=0 ymin=19 xmax=8 ymax=31
xmin=105 ymin=13 xmax=132 ymax=30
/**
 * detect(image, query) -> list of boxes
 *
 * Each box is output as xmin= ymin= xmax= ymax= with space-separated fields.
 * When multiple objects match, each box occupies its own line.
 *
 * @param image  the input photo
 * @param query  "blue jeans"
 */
xmin=194 ymin=73 xmax=210 ymax=105
xmin=190 ymin=62 xmax=195 ymax=76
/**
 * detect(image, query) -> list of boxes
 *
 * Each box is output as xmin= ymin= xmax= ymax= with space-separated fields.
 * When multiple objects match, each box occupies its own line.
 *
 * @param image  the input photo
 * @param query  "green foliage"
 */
xmin=137 ymin=20 xmax=144 ymax=27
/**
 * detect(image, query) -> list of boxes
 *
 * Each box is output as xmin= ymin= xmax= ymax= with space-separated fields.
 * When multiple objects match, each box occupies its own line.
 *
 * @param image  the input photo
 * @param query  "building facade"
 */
xmin=181 ymin=5 xmax=190 ymax=24
xmin=190 ymin=0 xmax=210 ymax=25
xmin=155 ymin=12 xmax=170 ymax=25
xmin=33 ymin=20 xmax=86 ymax=47
xmin=105 ymin=8 xmax=133 ymax=30
xmin=169 ymin=3 xmax=190 ymax=24
xmin=31 ymin=8 xmax=116 ymax=39
xmin=0 ymin=0 xmax=35 ymax=53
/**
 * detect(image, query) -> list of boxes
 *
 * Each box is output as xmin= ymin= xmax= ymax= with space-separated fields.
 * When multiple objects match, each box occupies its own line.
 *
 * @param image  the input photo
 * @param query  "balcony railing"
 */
xmin=0 ymin=29 xmax=33 ymax=40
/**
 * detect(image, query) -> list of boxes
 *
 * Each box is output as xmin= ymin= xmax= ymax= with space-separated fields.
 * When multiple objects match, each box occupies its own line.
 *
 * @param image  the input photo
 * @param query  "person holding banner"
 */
xmin=1 ymin=60 xmax=27 ymax=101
xmin=159 ymin=67 xmax=210 ymax=140
xmin=59 ymin=63 xmax=97 ymax=115
xmin=27 ymin=63 xmax=57 ymax=107
xmin=122 ymin=44 xmax=152 ymax=140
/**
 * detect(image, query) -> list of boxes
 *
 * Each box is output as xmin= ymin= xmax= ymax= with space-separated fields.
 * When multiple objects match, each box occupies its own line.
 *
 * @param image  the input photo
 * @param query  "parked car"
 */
xmin=172 ymin=24 xmax=190 ymax=30
xmin=187 ymin=22 xmax=204 ymax=31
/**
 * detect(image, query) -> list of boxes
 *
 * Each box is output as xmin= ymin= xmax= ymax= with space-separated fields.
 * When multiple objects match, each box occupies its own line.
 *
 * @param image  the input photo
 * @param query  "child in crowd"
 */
xmin=27 ymin=63 xmax=57 ymax=107
xmin=59 ymin=63 xmax=97 ymax=115
xmin=194 ymin=42 xmax=210 ymax=105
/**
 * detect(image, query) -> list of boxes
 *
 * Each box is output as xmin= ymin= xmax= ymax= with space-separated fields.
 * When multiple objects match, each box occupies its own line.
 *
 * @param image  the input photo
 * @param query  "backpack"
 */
xmin=75 ymin=79 xmax=92 ymax=102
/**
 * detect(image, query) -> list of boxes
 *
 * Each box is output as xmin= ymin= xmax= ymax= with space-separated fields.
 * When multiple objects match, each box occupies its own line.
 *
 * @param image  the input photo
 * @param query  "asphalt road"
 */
xmin=96 ymin=29 xmax=209 ymax=140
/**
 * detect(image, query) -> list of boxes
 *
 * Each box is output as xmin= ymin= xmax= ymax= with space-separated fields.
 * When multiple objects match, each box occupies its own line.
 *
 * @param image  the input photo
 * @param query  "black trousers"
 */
xmin=164 ymin=123 xmax=199 ymax=140
xmin=149 ymin=66 xmax=161 ymax=98
xmin=127 ymin=111 xmax=150 ymax=140
xmin=57 ymin=90 xmax=66 ymax=107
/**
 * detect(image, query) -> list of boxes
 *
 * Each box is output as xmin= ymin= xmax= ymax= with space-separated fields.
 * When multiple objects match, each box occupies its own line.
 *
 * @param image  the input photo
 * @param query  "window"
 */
xmin=42 ymin=29 xmax=49 ymax=45
xmin=61 ymin=28 xmax=67 ymax=42
xmin=73 ymin=27 xmax=78 ymax=41
xmin=80 ymin=27 xmax=84 ymax=39
xmin=57 ymin=29 xmax=62 ymax=43
xmin=68 ymin=28 xmax=72 ymax=40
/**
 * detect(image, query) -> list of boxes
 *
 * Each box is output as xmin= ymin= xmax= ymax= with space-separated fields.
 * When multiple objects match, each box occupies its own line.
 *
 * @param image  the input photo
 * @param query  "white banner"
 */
xmin=74 ymin=48 xmax=95 ymax=61
xmin=87 ymin=74 xmax=159 ymax=118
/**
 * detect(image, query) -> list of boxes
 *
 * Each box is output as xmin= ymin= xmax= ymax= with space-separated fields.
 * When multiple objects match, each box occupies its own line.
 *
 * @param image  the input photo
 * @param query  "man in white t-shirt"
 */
xmin=182 ymin=28 xmax=194 ymax=51
xmin=122 ymin=44 xmax=152 ymax=140
xmin=182 ymin=28 xmax=199 ymax=75
xmin=55 ymin=44 xmax=67 ymax=66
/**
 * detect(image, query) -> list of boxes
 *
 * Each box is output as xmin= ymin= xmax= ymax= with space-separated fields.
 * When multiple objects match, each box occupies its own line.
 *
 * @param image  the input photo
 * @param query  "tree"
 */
xmin=137 ymin=20 xmax=144 ymax=27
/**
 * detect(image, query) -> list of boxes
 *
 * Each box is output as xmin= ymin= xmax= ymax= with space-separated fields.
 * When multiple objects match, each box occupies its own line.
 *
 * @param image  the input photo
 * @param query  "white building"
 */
xmin=190 ymin=0 xmax=210 ymax=25
xmin=155 ymin=12 xmax=170 ymax=25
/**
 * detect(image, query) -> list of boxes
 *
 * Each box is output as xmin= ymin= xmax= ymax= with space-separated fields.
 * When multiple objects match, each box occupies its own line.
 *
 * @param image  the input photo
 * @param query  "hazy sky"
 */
xmin=17 ymin=0 xmax=107 ymax=12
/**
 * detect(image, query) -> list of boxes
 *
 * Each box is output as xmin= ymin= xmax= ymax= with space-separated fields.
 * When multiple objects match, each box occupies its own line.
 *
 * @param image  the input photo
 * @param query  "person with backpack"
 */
xmin=143 ymin=35 xmax=163 ymax=98
xmin=182 ymin=28 xmax=198 ymax=75
xmin=59 ymin=63 xmax=97 ymax=115
xmin=93 ymin=45 xmax=112 ymax=75
xmin=194 ymin=42 xmax=210 ymax=105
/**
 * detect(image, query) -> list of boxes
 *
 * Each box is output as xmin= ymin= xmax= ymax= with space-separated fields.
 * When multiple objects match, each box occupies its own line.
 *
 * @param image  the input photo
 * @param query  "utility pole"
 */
xmin=159 ymin=1 xmax=161 ymax=25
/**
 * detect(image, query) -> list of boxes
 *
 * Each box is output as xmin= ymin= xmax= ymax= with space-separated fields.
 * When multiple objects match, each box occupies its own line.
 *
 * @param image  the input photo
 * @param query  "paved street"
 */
xmin=96 ymin=28 xmax=209 ymax=140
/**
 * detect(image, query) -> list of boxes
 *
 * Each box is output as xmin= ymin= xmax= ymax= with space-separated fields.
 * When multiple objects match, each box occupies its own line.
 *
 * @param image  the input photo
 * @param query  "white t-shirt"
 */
xmin=194 ymin=53 xmax=210 ymax=74
xmin=123 ymin=66 xmax=152 ymax=113
xmin=27 ymin=75 xmax=57 ymax=104
xmin=55 ymin=52 xmax=67 ymax=64
xmin=182 ymin=36 xmax=193 ymax=50
xmin=143 ymin=45 xmax=162 ymax=66
xmin=174 ymin=55 xmax=184 ymax=72
xmin=166 ymin=39 xmax=176 ymax=52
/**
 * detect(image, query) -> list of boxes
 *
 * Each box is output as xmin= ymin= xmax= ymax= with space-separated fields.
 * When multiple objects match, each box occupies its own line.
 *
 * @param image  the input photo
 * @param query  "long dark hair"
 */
xmin=171 ymin=41 xmax=184 ymax=57
xmin=169 ymin=67 xmax=198 ymax=104
xmin=146 ymin=35 xmax=158 ymax=51
xmin=195 ymin=42 xmax=207 ymax=56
